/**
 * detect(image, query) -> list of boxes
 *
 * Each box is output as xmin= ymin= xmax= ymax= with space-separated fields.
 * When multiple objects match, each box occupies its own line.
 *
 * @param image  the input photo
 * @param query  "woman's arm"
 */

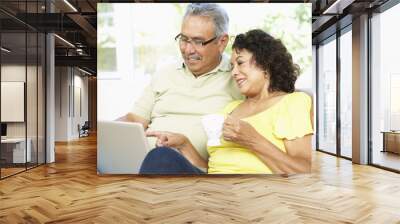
xmin=223 ymin=116 xmax=311 ymax=174
xmin=179 ymin=139 xmax=209 ymax=169
xmin=146 ymin=131 xmax=208 ymax=169
xmin=248 ymin=134 xmax=311 ymax=174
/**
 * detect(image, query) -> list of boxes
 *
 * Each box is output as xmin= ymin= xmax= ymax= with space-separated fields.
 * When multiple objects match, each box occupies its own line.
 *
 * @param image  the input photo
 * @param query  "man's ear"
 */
xmin=218 ymin=34 xmax=229 ymax=53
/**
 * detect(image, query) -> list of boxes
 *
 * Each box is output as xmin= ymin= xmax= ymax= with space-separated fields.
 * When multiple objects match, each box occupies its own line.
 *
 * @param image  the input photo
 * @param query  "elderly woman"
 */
xmin=141 ymin=29 xmax=313 ymax=174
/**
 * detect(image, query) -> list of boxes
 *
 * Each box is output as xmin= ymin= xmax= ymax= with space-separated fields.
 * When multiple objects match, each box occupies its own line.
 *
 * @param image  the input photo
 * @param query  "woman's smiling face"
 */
xmin=230 ymin=49 xmax=269 ymax=97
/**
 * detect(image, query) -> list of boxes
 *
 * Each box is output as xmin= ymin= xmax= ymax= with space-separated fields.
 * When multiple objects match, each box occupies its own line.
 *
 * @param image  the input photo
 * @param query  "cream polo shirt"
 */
xmin=130 ymin=55 xmax=243 ymax=160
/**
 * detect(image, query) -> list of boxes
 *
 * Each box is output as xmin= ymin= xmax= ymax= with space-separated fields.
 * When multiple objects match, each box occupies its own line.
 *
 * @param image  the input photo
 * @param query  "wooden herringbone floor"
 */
xmin=1 ymin=134 xmax=400 ymax=224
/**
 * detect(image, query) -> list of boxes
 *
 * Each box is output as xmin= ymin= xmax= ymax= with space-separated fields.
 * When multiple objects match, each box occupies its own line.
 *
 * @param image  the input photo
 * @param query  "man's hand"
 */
xmin=146 ymin=131 xmax=189 ymax=149
xmin=222 ymin=115 xmax=263 ymax=148
xmin=147 ymin=131 xmax=208 ymax=169
xmin=115 ymin=113 xmax=150 ymax=129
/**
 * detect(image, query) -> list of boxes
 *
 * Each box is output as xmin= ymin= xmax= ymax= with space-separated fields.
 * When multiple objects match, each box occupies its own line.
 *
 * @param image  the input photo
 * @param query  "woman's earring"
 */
xmin=264 ymin=71 xmax=269 ymax=79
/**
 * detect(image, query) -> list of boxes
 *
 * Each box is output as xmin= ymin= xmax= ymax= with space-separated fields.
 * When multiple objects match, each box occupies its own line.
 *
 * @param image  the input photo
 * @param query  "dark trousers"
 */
xmin=139 ymin=147 xmax=206 ymax=175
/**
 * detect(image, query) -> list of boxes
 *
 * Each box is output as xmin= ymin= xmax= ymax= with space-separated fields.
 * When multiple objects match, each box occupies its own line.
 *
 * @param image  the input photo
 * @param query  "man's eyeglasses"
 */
xmin=175 ymin=34 xmax=218 ymax=48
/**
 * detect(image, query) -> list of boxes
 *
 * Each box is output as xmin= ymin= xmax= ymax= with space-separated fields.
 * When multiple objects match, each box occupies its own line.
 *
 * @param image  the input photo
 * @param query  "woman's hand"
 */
xmin=223 ymin=116 xmax=312 ymax=174
xmin=222 ymin=115 xmax=263 ymax=148
xmin=146 ymin=131 xmax=189 ymax=149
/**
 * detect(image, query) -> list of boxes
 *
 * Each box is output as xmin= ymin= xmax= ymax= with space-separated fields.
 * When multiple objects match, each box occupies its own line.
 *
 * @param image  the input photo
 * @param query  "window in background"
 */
xmin=390 ymin=74 xmax=400 ymax=130
xmin=97 ymin=3 xmax=312 ymax=121
xmin=371 ymin=3 xmax=400 ymax=171
xmin=339 ymin=27 xmax=352 ymax=158
xmin=97 ymin=4 xmax=117 ymax=74
xmin=317 ymin=36 xmax=337 ymax=155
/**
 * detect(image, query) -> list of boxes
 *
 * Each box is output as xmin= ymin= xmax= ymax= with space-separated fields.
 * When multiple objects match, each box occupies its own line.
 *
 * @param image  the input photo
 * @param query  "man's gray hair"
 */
xmin=184 ymin=3 xmax=229 ymax=37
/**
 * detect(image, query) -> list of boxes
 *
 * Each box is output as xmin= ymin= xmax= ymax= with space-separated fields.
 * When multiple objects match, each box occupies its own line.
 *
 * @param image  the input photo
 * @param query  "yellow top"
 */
xmin=207 ymin=92 xmax=313 ymax=174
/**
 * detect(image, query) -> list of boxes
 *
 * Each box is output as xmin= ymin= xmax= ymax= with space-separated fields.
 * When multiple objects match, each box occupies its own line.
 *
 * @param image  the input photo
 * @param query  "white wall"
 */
xmin=55 ymin=67 xmax=89 ymax=141
xmin=1 ymin=65 xmax=26 ymax=140
xmin=1 ymin=64 xmax=46 ymax=163
xmin=55 ymin=67 xmax=69 ymax=141
xmin=1 ymin=65 xmax=39 ymax=137
xmin=72 ymin=73 xmax=89 ymax=138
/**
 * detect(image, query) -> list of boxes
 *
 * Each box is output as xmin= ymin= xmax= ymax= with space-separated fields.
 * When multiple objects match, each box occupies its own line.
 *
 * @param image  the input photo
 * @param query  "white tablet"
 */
xmin=97 ymin=120 xmax=150 ymax=174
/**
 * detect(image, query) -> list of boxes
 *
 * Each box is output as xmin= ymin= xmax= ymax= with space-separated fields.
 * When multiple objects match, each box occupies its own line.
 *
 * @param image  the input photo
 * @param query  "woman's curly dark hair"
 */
xmin=232 ymin=29 xmax=300 ymax=93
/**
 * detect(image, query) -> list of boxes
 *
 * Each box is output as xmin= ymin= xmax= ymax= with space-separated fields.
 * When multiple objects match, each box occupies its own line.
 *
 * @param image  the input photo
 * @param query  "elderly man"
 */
xmin=120 ymin=3 xmax=242 ymax=173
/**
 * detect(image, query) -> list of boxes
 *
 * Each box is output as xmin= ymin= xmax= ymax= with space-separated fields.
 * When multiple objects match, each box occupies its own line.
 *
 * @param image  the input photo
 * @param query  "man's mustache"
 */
xmin=186 ymin=55 xmax=202 ymax=60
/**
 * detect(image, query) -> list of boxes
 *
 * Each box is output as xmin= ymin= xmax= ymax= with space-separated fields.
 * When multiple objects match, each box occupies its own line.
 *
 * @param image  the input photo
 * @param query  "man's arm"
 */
xmin=117 ymin=77 xmax=157 ymax=129
xmin=116 ymin=112 xmax=150 ymax=129
xmin=146 ymin=131 xmax=208 ymax=169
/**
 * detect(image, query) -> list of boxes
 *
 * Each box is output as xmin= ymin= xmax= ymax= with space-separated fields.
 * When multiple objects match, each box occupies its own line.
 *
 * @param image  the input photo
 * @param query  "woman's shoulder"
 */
xmin=273 ymin=91 xmax=314 ymax=140
xmin=274 ymin=91 xmax=312 ymax=112
xmin=285 ymin=91 xmax=312 ymax=104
